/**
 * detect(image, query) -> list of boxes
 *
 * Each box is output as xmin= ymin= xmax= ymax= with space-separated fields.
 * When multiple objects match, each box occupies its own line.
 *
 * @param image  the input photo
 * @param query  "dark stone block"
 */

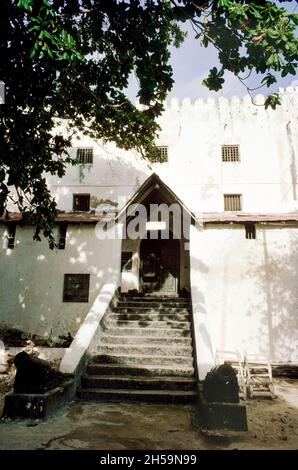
xmin=2 ymin=379 xmax=75 ymax=419
xmin=199 ymin=393 xmax=248 ymax=432
xmin=13 ymin=351 xmax=66 ymax=394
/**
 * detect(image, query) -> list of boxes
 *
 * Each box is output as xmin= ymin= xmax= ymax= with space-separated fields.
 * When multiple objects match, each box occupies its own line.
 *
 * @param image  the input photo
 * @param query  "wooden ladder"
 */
xmin=215 ymin=349 xmax=247 ymax=399
xmin=244 ymin=353 xmax=274 ymax=399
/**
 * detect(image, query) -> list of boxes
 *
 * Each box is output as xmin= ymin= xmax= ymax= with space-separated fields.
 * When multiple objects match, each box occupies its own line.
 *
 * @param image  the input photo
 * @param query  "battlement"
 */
xmin=134 ymin=86 xmax=298 ymax=116
xmin=163 ymin=86 xmax=298 ymax=111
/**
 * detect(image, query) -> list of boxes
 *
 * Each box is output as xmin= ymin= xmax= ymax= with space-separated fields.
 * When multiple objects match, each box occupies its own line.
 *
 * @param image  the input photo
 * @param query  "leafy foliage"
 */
xmin=173 ymin=1 xmax=298 ymax=96
xmin=0 ymin=0 xmax=297 ymax=247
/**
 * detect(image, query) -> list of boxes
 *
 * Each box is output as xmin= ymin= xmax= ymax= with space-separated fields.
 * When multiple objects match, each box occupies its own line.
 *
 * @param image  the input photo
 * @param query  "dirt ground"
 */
xmin=0 ymin=378 xmax=297 ymax=450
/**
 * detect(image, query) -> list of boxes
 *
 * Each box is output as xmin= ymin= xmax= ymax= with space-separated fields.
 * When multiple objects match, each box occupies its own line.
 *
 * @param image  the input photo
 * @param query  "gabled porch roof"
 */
xmin=115 ymin=173 xmax=196 ymax=224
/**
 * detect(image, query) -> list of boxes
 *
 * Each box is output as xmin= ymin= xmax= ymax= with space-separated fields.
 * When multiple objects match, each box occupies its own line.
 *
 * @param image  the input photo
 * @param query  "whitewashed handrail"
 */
xmin=189 ymin=223 xmax=214 ymax=380
xmin=59 ymin=282 xmax=117 ymax=374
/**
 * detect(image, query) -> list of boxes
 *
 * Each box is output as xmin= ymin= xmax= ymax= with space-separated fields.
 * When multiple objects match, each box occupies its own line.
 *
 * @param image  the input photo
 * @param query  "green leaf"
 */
xmin=203 ymin=67 xmax=225 ymax=91
xmin=7 ymin=0 xmax=297 ymax=247
xmin=265 ymin=94 xmax=281 ymax=110
xmin=28 ymin=25 xmax=40 ymax=32
xmin=261 ymin=74 xmax=276 ymax=86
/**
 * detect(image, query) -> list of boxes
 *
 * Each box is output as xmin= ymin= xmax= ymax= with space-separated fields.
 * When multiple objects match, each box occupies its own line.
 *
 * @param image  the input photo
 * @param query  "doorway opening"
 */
xmin=140 ymin=237 xmax=180 ymax=296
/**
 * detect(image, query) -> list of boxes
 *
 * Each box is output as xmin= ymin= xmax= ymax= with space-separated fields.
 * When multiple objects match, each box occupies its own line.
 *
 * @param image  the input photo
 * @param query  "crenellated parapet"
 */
xmin=164 ymin=86 xmax=298 ymax=110
xmin=149 ymin=87 xmax=297 ymax=126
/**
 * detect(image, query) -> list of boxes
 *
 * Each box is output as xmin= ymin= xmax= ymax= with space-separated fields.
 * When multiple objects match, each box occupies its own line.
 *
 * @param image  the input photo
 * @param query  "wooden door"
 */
xmin=159 ymin=241 xmax=179 ymax=294
xmin=140 ymin=239 xmax=179 ymax=295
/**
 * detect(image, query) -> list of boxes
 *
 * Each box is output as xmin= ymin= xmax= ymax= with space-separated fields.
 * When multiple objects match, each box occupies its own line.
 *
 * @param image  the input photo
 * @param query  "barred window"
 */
xmin=7 ymin=224 xmax=16 ymax=249
xmin=222 ymin=145 xmax=240 ymax=162
xmin=76 ymin=148 xmax=93 ymax=164
xmin=73 ymin=194 xmax=90 ymax=212
xmin=63 ymin=274 xmax=90 ymax=302
xmin=245 ymin=224 xmax=256 ymax=240
xmin=150 ymin=146 xmax=168 ymax=163
xmin=224 ymin=194 xmax=242 ymax=211
xmin=58 ymin=223 xmax=67 ymax=249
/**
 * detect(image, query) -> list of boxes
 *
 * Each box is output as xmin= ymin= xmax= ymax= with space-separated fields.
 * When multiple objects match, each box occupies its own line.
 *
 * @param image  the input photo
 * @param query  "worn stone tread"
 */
xmin=80 ymin=296 xmax=196 ymax=403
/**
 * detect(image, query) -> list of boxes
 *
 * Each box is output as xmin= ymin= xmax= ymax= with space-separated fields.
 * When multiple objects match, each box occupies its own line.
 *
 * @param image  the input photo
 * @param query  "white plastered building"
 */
xmin=1 ymin=88 xmax=298 ymax=378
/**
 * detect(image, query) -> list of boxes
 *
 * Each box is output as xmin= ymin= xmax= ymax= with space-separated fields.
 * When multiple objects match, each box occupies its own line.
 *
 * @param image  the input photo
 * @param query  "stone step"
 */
xmin=110 ymin=312 xmax=190 ymax=321
xmin=86 ymin=363 xmax=195 ymax=377
xmin=102 ymin=327 xmax=191 ymax=338
xmin=80 ymin=295 xmax=195 ymax=404
xmin=99 ymin=335 xmax=192 ymax=346
xmin=119 ymin=296 xmax=189 ymax=302
xmin=103 ymin=319 xmax=191 ymax=329
xmin=81 ymin=374 xmax=196 ymax=391
xmin=117 ymin=301 xmax=190 ymax=308
xmin=96 ymin=344 xmax=193 ymax=357
xmin=92 ymin=353 xmax=194 ymax=367
xmin=114 ymin=307 xmax=190 ymax=314
xmin=77 ymin=388 xmax=197 ymax=403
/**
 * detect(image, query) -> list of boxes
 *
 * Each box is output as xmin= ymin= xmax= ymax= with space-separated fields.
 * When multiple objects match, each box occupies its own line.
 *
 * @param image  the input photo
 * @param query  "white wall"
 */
xmin=1 ymin=221 xmax=296 ymax=368
xmin=36 ymin=88 xmax=298 ymax=217
xmin=2 ymin=89 xmax=298 ymax=371
xmin=0 ymin=224 xmax=122 ymax=341
xmin=190 ymin=222 xmax=298 ymax=368
xmin=46 ymin=137 xmax=151 ymax=214
xmin=153 ymin=89 xmax=298 ymax=213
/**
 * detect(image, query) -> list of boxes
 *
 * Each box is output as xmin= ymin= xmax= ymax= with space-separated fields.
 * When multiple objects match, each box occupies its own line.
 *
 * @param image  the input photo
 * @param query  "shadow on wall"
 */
xmin=190 ymin=243 xmax=215 ymax=379
xmin=245 ymin=228 xmax=298 ymax=362
xmin=188 ymin=224 xmax=298 ymax=372
xmin=49 ymin=142 xmax=151 ymax=210
xmin=0 ymin=234 xmax=119 ymax=342
xmin=0 ymin=158 xmax=149 ymax=342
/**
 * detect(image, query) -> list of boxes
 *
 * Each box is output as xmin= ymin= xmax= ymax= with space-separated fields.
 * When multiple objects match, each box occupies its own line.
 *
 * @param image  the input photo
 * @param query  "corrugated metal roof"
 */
xmin=1 ymin=210 xmax=298 ymax=225
xmin=196 ymin=212 xmax=298 ymax=224
xmin=0 ymin=211 xmax=111 ymax=223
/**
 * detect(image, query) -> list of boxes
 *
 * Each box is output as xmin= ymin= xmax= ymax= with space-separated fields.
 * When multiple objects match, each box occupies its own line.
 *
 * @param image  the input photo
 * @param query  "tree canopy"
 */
xmin=0 ymin=0 xmax=297 ymax=247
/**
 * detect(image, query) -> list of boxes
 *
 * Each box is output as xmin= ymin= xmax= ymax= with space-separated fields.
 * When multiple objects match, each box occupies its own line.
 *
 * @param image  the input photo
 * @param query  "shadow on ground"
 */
xmin=0 ymin=379 xmax=297 ymax=450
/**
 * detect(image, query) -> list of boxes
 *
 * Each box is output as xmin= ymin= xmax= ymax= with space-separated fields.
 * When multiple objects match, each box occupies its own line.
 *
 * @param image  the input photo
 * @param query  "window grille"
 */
xmin=58 ymin=224 xmax=67 ymax=249
xmin=73 ymin=194 xmax=90 ymax=212
xmin=245 ymin=224 xmax=256 ymax=240
xmin=7 ymin=224 xmax=16 ymax=249
xmin=222 ymin=145 xmax=240 ymax=162
xmin=63 ymin=274 xmax=90 ymax=302
xmin=224 ymin=194 xmax=242 ymax=211
xmin=76 ymin=148 xmax=93 ymax=164
xmin=150 ymin=146 xmax=168 ymax=163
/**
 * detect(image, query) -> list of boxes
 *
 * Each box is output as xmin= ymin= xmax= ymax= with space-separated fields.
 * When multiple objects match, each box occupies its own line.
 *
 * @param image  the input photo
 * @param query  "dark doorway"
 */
xmin=140 ymin=238 xmax=180 ymax=295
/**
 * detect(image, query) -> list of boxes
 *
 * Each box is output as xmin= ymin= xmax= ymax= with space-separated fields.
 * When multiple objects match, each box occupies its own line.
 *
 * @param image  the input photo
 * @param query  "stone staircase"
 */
xmin=78 ymin=296 xmax=197 ymax=403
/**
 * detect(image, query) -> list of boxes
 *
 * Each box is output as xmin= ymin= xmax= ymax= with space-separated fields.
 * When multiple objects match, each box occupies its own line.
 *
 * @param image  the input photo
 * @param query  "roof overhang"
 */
xmin=115 ymin=173 xmax=196 ymax=224
xmin=196 ymin=212 xmax=298 ymax=224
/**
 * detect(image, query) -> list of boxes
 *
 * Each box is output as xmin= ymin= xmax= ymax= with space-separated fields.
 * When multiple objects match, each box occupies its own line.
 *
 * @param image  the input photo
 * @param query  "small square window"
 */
xmin=76 ymin=148 xmax=93 ymax=164
xmin=121 ymin=252 xmax=133 ymax=271
xmin=224 ymin=194 xmax=242 ymax=211
xmin=63 ymin=274 xmax=90 ymax=302
xmin=150 ymin=146 xmax=168 ymax=163
xmin=73 ymin=194 xmax=90 ymax=212
xmin=222 ymin=145 xmax=240 ymax=162
xmin=245 ymin=224 xmax=256 ymax=240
